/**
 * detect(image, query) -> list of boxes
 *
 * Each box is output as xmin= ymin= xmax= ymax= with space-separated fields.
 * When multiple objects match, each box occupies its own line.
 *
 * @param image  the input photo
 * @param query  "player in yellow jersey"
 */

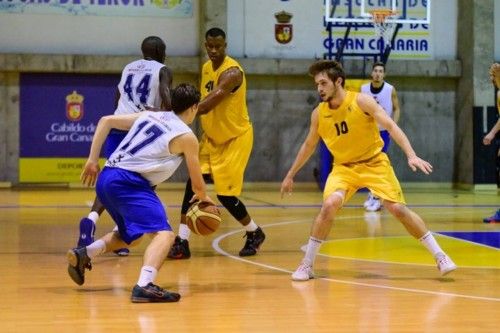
xmin=281 ymin=60 xmax=456 ymax=281
xmin=168 ymin=28 xmax=265 ymax=258
xmin=482 ymin=63 xmax=500 ymax=223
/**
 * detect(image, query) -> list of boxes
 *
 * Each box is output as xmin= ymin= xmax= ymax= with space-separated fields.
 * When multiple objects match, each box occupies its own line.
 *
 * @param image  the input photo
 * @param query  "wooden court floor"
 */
xmin=0 ymin=185 xmax=499 ymax=332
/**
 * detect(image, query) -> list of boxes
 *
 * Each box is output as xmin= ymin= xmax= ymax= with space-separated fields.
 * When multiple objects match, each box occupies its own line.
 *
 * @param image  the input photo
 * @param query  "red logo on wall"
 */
xmin=275 ymin=10 xmax=293 ymax=44
xmin=66 ymin=90 xmax=84 ymax=121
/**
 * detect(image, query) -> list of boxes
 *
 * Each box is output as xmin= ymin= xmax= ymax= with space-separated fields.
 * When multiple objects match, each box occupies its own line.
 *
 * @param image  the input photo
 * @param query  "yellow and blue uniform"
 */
xmin=199 ymin=56 xmax=253 ymax=196
xmin=319 ymin=91 xmax=405 ymax=204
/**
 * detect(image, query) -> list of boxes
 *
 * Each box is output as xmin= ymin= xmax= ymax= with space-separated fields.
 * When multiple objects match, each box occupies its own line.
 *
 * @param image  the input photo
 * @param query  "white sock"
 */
xmin=87 ymin=211 xmax=99 ymax=224
xmin=244 ymin=220 xmax=258 ymax=232
xmin=137 ymin=266 xmax=158 ymax=287
xmin=419 ymin=231 xmax=444 ymax=257
xmin=303 ymin=237 xmax=323 ymax=266
xmin=178 ymin=223 xmax=191 ymax=240
xmin=86 ymin=239 xmax=106 ymax=259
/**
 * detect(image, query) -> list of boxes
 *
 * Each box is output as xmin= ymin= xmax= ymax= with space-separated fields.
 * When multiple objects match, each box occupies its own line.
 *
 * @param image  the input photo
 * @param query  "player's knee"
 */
xmin=384 ymin=201 xmax=407 ymax=219
xmin=324 ymin=191 xmax=344 ymax=210
xmin=217 ymin=195 xmax=248 ymax=221
xmin=318 ymin=192 xmax=343 ymax=221
xmin=151 ymin=230 xmax=174 ymax=243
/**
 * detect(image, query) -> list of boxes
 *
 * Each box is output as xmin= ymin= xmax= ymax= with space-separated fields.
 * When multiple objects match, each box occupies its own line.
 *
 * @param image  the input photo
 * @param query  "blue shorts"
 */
xmin=96 ymin=167 xmax=171 ymax=244
xmin=104 ymin=129 xmax=128 ymax=157
xmin=380 ymin=130 xmax=391 ymax=153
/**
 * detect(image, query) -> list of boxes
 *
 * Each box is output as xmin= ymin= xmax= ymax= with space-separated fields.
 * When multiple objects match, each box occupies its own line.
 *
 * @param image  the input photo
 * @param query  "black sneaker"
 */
xmin=131 ymin=283 xmax=181 ymax=303
xmin=239 ymin=227 xmax=266 ymax=257
xmin=67 ymin=247 xmax=92 ymax=286
xmin=167 ymin=236 xmax=191 ymax=259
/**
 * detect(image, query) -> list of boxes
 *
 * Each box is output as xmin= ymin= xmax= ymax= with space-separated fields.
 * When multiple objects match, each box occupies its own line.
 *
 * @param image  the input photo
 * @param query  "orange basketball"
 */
xmin=186 ymin=201 xmax=221 ymax=235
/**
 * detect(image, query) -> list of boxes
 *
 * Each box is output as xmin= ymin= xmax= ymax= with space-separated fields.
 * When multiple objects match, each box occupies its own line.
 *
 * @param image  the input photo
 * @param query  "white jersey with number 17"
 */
xmin=115 ymin=59 xmax=165 ymax=115
xmin=106 ymin=111 xmax=192 ymax=186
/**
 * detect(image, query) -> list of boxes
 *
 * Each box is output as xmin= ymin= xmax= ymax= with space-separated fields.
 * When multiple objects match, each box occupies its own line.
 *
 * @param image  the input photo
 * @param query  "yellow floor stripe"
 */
xmin=320 ymin=235 xmax=500 ymax=267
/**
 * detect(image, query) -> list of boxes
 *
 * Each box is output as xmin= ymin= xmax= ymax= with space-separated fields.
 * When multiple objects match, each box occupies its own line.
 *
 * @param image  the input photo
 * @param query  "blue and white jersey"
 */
xmin=361 ymin=82 xmax=394 ymax=130
xmin=106 ymin=111 xmax=191 ymax=186
xmin=115 ymin=59 xmax=165 ymax=115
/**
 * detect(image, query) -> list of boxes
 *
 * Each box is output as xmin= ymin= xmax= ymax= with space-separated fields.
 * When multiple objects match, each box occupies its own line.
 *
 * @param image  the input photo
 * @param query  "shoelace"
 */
xmin=148 ymin=284 xmax=166 ymax=295
xmin=299 ymin=264 xmax=311 ymax=271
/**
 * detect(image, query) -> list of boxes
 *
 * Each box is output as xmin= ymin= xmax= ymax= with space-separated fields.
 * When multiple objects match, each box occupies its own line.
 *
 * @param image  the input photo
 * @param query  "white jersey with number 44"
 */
xmin=115 ymin=59 xmax=165 ymax=115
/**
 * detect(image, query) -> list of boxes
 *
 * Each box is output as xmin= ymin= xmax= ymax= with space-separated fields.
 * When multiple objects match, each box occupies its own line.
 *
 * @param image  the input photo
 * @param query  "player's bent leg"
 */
xmin=383 ymin=201 xmax=427 ymax=239
xmin=78 ymin=216 xmax=96 ymax=247
xmin=383 ymin=200 xmax=456 ymax=276
xmin=131 ymin=231 xmax=180 ymax=303
xmin=144 ymin=231 xmax=175 ymax=268
xmin=111 ymin=225 xmax=130 ymax=256
xmin=293 ymin=191 xmax=344 ymax=281
xmin=310 ymin=191 xmax=344 ymax=239
xmin=167 ymin=178 xmax=201 ymax=260
xmin=77 ymin=196 xmax=106 ymax=247
xmin=217 ymin=195 xmax=266 ymax=256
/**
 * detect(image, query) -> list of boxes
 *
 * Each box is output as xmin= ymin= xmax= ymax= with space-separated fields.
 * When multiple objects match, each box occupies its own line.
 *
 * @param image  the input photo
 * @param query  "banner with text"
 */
xmin=0 ymin=0 xmax=192 ymax=17
xmin=20 ymin=73 xmax=119 ymax=182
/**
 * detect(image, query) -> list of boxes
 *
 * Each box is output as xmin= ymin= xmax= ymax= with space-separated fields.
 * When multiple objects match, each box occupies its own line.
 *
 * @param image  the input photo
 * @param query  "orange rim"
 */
xmin=369 ymin=9 xmax=397 ymax=23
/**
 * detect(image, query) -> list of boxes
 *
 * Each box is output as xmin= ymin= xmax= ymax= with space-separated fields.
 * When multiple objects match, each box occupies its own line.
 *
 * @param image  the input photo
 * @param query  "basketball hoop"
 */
xmin=369 ymin=9 xmax=397 ymax=46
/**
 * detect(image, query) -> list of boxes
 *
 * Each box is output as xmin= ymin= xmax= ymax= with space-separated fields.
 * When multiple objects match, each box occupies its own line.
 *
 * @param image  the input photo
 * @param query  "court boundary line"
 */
xmin=212 ymin=216 xmax=500 ymax=303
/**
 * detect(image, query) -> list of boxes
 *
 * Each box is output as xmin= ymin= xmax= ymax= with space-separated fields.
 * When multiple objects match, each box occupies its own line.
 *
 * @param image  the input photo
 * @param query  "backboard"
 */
xmin=325 ymin=0 xmax=431 ymax=25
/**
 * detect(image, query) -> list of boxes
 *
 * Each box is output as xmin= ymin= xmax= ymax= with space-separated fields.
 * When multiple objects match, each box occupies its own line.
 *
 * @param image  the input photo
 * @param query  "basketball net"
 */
xmin=369 ymin=9 xmax=397 ymax=47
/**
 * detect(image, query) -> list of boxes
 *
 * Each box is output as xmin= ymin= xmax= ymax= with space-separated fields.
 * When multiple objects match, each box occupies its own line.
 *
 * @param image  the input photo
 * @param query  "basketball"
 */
xmin=185 ymin=201 xmax=221 ymax=235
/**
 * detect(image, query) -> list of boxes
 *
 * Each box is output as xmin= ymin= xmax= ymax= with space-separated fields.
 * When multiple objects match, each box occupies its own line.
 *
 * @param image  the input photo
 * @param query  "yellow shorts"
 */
xmin=199 ymin=126 xmax=253 ymax=196
xmin=323 ymin=153 xmax=406 ymax=204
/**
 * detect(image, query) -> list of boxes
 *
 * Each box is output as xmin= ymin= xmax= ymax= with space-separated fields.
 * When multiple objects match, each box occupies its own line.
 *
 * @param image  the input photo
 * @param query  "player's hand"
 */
xmin=190 ymin=194 xmax=216 ymax=206
xmin=80 ymin=160 xmax=100 ymax=187
xmin=407 ymin=155 xmax=433 ymax=175
xmin=280 ymin=176 xmax=294 ymax=198
xmin=483 ymin=133 xmax=495 ymax=145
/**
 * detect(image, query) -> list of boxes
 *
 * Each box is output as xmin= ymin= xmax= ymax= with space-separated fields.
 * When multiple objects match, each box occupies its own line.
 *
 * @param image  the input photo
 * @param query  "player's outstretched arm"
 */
xmin=178 ymin=133 xmax=214 ymax=205
xmin=81 ymin=113 xmax=141 ymax=187
xmin=197 ymin=67 xmax=242 ymax=115
xmin=281 ymin=108 xmax=321 ymax=198
xmin=357 ymin=94 xmax=433 ymax=175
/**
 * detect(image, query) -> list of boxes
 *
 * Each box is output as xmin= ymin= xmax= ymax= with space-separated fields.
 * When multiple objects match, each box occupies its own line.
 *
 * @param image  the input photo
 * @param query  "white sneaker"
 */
xmin=363 ymin=193 xmax=373 ymax=209
xmin=366 ymin=197 xmax=382 ymax=212
xmin=292 ymin=262 xmax=314 ymax=281
xmin=435 ymin=253 xmax=457 ymax=276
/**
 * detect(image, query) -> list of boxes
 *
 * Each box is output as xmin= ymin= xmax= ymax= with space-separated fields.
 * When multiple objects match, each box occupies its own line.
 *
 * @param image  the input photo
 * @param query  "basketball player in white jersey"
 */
xmin=67 ymin=84 xmax=214 ymax=303
xmin=361 ymin=62 xmax=400 ymax=212
xmin=77 ymin=36 xmax=173 ymax=256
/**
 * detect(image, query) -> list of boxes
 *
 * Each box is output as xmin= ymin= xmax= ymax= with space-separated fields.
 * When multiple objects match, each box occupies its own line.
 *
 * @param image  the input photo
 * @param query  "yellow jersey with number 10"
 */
xmin=317 ymin=91 xmax=383 ymax=164
xmin=200 ymin=56 xmax=251 ymax=144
